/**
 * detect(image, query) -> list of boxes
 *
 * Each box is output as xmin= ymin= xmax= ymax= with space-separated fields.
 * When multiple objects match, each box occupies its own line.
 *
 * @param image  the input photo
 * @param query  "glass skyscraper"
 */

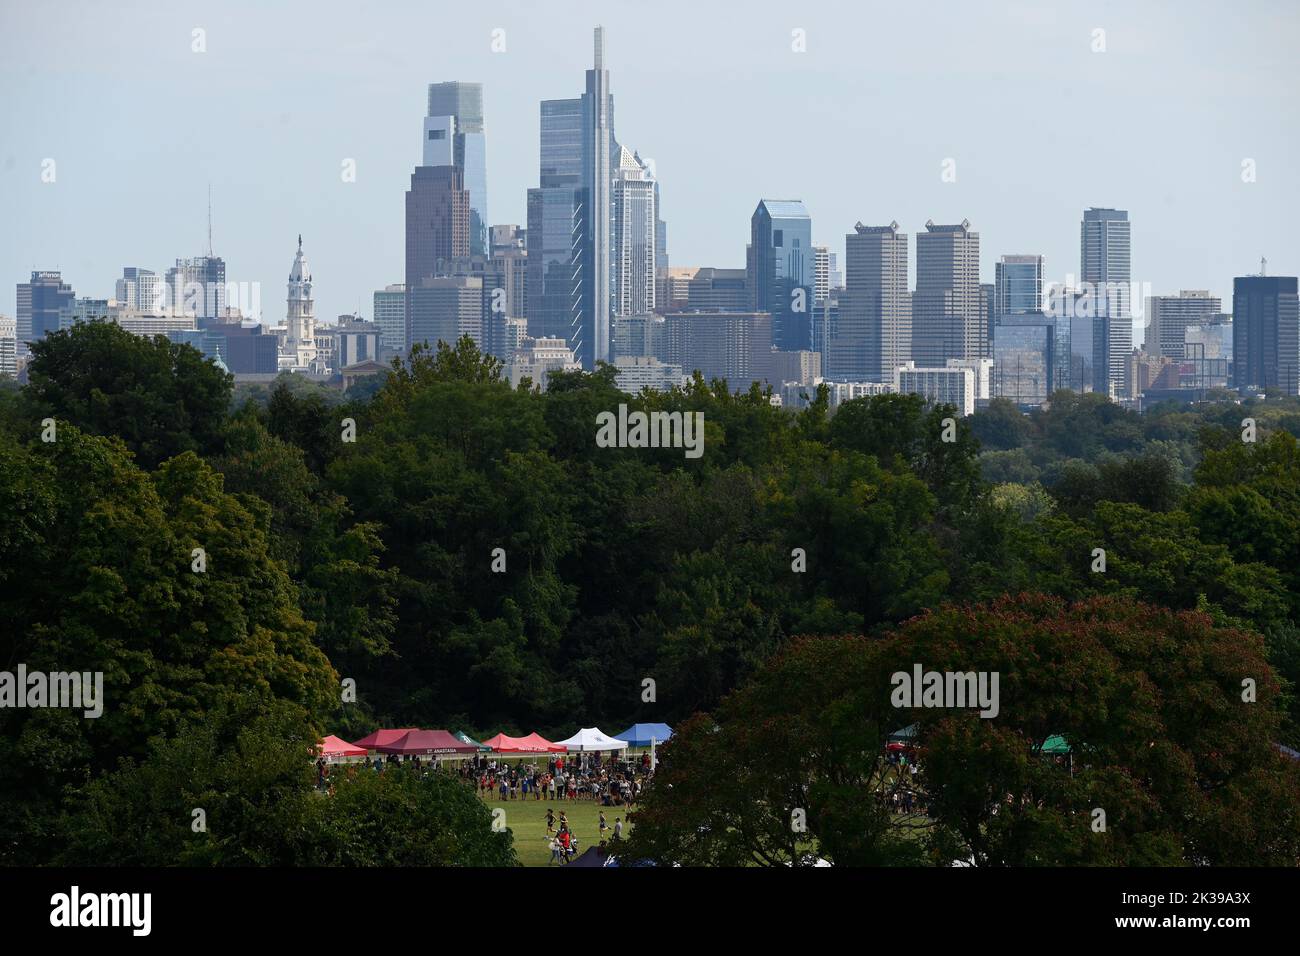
xmin=526 ymin=28 xmax=616 ymax=369
xmin=994 ymin=316 xmax=1056 ymax=406
xmin=426 ymin=82 xmax=488 ymax=257
xmin=751 ymin=200 xmax=814 ymax=352
xmin=994 ymin=255 xmax=1044 ymax=317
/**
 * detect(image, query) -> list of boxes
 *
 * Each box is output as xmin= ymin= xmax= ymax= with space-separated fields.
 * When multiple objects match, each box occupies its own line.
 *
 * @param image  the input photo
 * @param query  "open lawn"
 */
xmin=478 ymin=794 xmax=634 ymax=867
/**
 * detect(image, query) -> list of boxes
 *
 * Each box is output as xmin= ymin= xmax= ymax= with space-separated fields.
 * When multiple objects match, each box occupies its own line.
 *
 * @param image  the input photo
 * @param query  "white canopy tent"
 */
xmin=555 ymin=727 xmax=629 ymax=752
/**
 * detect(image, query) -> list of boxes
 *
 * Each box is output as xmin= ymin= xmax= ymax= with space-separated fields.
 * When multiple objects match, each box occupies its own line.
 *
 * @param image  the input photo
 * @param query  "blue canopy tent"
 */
xmin=614 ymin=723 xmax=673 ymax=748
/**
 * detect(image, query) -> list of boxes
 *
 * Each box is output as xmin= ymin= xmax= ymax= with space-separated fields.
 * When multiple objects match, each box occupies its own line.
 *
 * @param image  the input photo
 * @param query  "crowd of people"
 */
xmin=458 ymin=750 xmax=653 ymax=808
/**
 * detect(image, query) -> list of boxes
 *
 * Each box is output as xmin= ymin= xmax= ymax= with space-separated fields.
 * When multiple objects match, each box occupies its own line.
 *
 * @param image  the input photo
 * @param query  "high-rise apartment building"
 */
xmin=913 ymin=219 xmax=982 ymax=367
xmin=115 ymin=267 xmax=166 ymax=313
xmin=833 ymin=221 xmax=911 ymax=383
xmin=0 ymin=315 xmax=16 ymax=378
xmin=1080 ymin=207 xmax=1132 ymax=397
xmin=613 ymin=145 xmax=656 ymax=316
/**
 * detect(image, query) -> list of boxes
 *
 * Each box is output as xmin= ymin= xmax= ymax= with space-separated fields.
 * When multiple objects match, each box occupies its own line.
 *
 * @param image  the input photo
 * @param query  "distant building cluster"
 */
xmin=6 ymin=27 xmax=1297 ymax=412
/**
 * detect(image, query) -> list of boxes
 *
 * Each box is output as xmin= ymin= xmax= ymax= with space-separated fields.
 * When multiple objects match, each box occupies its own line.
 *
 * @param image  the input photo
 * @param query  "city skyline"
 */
xmin=2 ymin=0 xmax=1297 ymax=330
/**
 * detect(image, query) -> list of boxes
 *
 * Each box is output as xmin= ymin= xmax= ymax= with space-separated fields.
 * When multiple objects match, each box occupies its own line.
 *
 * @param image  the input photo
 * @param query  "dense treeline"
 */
xmin=2 ymin=322 xmax=1299 ymax=865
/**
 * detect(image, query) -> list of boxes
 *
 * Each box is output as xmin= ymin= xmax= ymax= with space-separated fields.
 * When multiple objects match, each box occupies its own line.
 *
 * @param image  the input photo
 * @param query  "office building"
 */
xmin=913 ymin=219 xmax=983 ymax=367
xmin=1232 ymin=273 xmax=1299 ymax=395
xmin=165 ymin=256 xmax=226 ymax=325
xmin=1147 ymin=290 xmax=1223 ymax=360
xmin=751 ymin=199 xmax=814 ymax=351
xmin=16 ymin=271 xmax=75 ymax=346
xmin=409 ymin=276 xmax=483 ymax=352
xmin=993 ymin=255 xmax=1044 ymax=318
xmin=663 ymin=310 xmax=773 ymax=388
xmin=833 ymin=221 xmax=911 ymax=382
xmin=686 ymin=268 xmax=749 ymax=312
xmin=994 ymin=315 xmax=1056 ymax=407
xmin=373 ymin=284 xmax=407 ymax=354
xmin=526 ymin=28 xmax=617 ymax=369
xmin=425 ymin=81 xmax=488 ymax=256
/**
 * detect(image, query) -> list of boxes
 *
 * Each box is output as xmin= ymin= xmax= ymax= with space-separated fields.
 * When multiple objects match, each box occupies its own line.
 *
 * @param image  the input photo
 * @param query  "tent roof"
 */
xmin=482 ymin=731 xmax=565 ymax=753
xmin=453 ymin=730 xmax=491 ymax=752
xmin=1038 ymin=735 xmax=1072 ymax=754
xmin=613 ymin=723 xmax=673 ymax=747
xmin=888 ymin=724 xmax=918 ymax=742
xmin=318 ymin=735 xmax=367 ymax=757
xmin=376 ymin=729 xmax=479 ymax=755
xmin=352 ymin=728 xmax=420 ymax=751
xmin=554 ymin=727 xmax=629 ymax=752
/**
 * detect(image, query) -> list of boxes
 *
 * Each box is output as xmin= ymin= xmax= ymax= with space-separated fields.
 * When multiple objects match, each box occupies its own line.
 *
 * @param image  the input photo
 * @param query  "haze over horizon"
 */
xmin=2 ymin=0 xmax=1297 ymax=339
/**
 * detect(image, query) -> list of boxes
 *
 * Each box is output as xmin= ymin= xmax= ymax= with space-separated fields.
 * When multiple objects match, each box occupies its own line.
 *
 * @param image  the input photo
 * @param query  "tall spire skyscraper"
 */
xmin=527 ymin=26 xmax=617 ymax=370
xmin=587 ymin=26 xmax=613 ymax=364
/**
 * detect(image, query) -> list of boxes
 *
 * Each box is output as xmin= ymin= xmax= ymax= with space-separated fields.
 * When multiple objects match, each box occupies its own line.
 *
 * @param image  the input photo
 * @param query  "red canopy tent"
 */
xmin=352 ymin=728 xmax=420 ymax=751
xmin=482 ymin=731 xmax=566 ymax=753
xmin=375 ymin=729 xmax=480 ymax=755
xmin=317 ymin=735 xmax=367 ymax=759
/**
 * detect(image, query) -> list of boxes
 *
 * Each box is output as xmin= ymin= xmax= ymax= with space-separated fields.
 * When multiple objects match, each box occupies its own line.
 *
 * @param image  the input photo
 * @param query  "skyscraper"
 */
xmin=751 ymin=199 xmax=814 ymax=351
xmin=372 ymin=284 xmax=407 ymax=355
xmin=814 ymin=245 xmax=830 ymax=303
xmin=994 ymin=255 xmax=1044 ymax=318
xmin=1147 ymin=290 xmax=1223 ymax=360
xmin=405 ymin=164 xmax=470 ymax=347
xmin=1080 ymin=207 xmax=1132 ymax=397
xmin=0 ymin=315 xmax=16 ymax=378
xmin=165 ymin=256 xmax=226 ymax=325
xmin=1232 ymin=273 xmax=1299 ymax=395
xmin=832 ymin=221 xmax=911 ymax=383
xmin=912 ymin=220 xmax=982 ymax=367
xmin=613 ymin=145 xmax=656 ymax=316
xmin=115 ymin=267 xmax=166 ymax=313
xmin=425 ymin=82 xmax=488 ymax=256
xmin=16 ymin=271 xmax=75 ymax=347
xmin=526 ymin=27 xmax=617 ymax=370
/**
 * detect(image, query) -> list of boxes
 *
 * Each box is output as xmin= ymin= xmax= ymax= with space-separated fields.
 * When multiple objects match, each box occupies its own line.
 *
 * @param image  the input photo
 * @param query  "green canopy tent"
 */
xmin=454 ymin=730 xmax=491 ymax=753
xmin=1038 ymin=735 xmax=1071 ymax=754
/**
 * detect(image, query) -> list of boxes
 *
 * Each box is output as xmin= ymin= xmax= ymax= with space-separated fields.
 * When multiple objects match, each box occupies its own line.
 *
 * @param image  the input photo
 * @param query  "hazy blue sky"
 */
xmin=2 ymin=0 xmax=1297 ymax=343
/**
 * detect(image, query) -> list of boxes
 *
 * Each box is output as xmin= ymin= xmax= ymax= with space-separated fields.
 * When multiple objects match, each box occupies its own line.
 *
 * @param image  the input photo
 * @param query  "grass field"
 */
xmin=478 ymin=794 xmax=634 ymax=866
